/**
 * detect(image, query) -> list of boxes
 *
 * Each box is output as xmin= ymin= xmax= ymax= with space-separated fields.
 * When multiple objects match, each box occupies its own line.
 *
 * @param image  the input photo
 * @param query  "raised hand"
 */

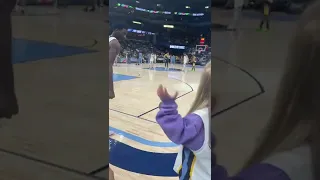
xmin=157 ymin=84 xmax=178 ymax=102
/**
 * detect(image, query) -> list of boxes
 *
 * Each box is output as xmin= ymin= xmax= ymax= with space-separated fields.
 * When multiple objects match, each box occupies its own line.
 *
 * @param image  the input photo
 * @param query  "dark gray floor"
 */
xmin=0 ymin=7 xmax=108 ymax=180
xmin=211 ymin=10 xmax=296 ymax=174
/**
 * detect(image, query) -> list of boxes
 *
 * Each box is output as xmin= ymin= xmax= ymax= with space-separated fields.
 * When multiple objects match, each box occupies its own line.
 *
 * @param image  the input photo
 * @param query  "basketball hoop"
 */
xmin=196 ymin=45 xmax=206 ymax=54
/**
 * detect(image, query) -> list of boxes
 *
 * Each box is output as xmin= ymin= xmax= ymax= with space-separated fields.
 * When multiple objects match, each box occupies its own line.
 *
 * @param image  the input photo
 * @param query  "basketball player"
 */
xmin=138 ymin=51 xmax=143 ymax=65
xmin=109 ymin=24 xmax=127 ymax=98
xmin=109 ymin=24 xmax=127 ymax=135
xmin=191 ymin=55 xmax=196 ymax=71
xmin=182 ymin=53 xmax=189 ymax=71
xmin=149 ymin=52 xmax=156 ymax=69
xmin=125 ymin=53 xmax=129 ymax=64
xmin=164 ymin=52 xmax=170 ymax=70
xmin=228 ymin=0 xmax=244 ymax=31
xmin=257 ymin=0 xmax=273 ymax=31
xmin=170 ymin=54 xmax=176 ymax=69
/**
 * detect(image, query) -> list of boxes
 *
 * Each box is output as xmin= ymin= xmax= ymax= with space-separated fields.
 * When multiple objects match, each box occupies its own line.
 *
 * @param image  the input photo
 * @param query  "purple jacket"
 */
xmin=156 ymin=100 xmax=291 ymax=180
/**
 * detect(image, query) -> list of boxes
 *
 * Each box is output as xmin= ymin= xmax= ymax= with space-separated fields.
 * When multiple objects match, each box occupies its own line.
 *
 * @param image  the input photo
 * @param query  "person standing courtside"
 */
xmin=229 ymin=0 xmax=244 ymax=31
xmin=108 ymin=24 xmax=127 ymax=179
xmin=164 ymin=52 xmax=170 ymax=70
xmin=257 ymin=0 xmax=273 ymax=31
xmin=182 ymin=53 xmax=189 ymax=71
xmin=0 ymin=0 xmax=19 ymax=119
xmin=109 ymin=24 xmax=127 ymax=99
xmin=109 ymin=24 xmax=127 ymax=128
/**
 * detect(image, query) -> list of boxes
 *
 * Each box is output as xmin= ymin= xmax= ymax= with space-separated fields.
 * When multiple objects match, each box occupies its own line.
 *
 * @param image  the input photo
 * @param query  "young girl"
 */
xmin=212 ymin=2 xmax=320 ymax=179
xmin=257 ymin=0 xmax=273 ymax=31
xmin=156 ymin=61 xmax=211 ymax=179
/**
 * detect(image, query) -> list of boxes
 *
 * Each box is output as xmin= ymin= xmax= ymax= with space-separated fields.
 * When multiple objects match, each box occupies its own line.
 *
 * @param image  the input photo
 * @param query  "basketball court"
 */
xmin=109 ymin=63 xmax=204 ymax=180
xmin=0 ymin=5 xmax=299 ymax=180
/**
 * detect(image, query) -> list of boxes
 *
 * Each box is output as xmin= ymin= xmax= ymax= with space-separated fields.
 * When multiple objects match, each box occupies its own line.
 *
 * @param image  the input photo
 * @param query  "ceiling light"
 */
xmin=185 ymin=6 xmax=190 ymax=9
xmin=133 ymin=21 xmax=142 ymax=24
xmin=163 ymin=25 xmax=174 ymax=28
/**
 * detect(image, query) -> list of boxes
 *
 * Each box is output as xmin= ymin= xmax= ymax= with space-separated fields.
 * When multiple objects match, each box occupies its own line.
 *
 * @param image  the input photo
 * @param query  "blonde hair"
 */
xmin=243 ymin=2 xmax=320 ymax=178
xmin=187 ymin=61 xmax=211 ymax=115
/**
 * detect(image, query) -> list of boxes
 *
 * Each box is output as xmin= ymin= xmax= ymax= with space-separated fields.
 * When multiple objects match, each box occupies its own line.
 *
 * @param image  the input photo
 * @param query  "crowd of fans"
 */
xmin=118 ymin=39 xmax=210 ymax=65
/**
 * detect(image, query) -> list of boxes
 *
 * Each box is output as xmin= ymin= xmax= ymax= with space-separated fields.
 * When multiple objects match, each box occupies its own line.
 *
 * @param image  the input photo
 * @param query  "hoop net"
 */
xmin=196 ymin=45 xmax=207 ymax=54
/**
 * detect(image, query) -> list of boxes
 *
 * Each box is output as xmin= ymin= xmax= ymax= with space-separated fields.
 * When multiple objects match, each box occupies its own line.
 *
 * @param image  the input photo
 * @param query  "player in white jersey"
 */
xmin=108 ymin=24 xmax=127 ymax=180
xmin=156 ymin=62 xmax=211 ymax=180
xmin=109 ymin=24 xmax=127 ymax=137
xmin=182 ymin=53 xmax=189 ymax=72
xmin=149 ymin=53 xmax=156 ymax=69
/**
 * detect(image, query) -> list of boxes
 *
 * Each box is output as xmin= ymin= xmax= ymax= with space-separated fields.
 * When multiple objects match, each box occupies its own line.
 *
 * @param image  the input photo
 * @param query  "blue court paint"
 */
xmin=12 ymin=39 xmax=97 ymax=64
xmin=143 ymin=67 xmax=182 ymax=72
xmin=110 ymin=138 xmax=178 ymax=177
xmin=186 ymin=64 xmax=204 ymax=68
xmin=109 ymin=127 xmax=177 ymax=147
xmin=113 ymin=74 xmax=138 ymax=82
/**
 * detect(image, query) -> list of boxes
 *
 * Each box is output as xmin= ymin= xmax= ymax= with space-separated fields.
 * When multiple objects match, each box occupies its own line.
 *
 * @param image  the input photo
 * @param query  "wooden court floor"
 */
xmin=0 ymin=5 xmax=299 ymax=180
xmin=109 ymin=64 xmax=204 ymax=180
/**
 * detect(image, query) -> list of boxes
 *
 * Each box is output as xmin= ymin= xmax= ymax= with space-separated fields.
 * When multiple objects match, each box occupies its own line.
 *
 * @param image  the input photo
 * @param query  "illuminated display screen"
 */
xmin=127 ymin=29 xmax=155 ymax=35
xmin=116 ymin=3 xmax=204 ymax=17
xmin=169 ymin=45 xmax=185 ymax=49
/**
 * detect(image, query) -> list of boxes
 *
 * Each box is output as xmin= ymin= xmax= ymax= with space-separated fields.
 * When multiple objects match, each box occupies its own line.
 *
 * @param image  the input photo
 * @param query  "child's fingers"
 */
xmin=157 ymin=84 xmax=163 ymax=97
xmin=173 ymin=92 xmax=179 ymax=99
xmin=164 ymin=87 xmax=168 ymax=94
